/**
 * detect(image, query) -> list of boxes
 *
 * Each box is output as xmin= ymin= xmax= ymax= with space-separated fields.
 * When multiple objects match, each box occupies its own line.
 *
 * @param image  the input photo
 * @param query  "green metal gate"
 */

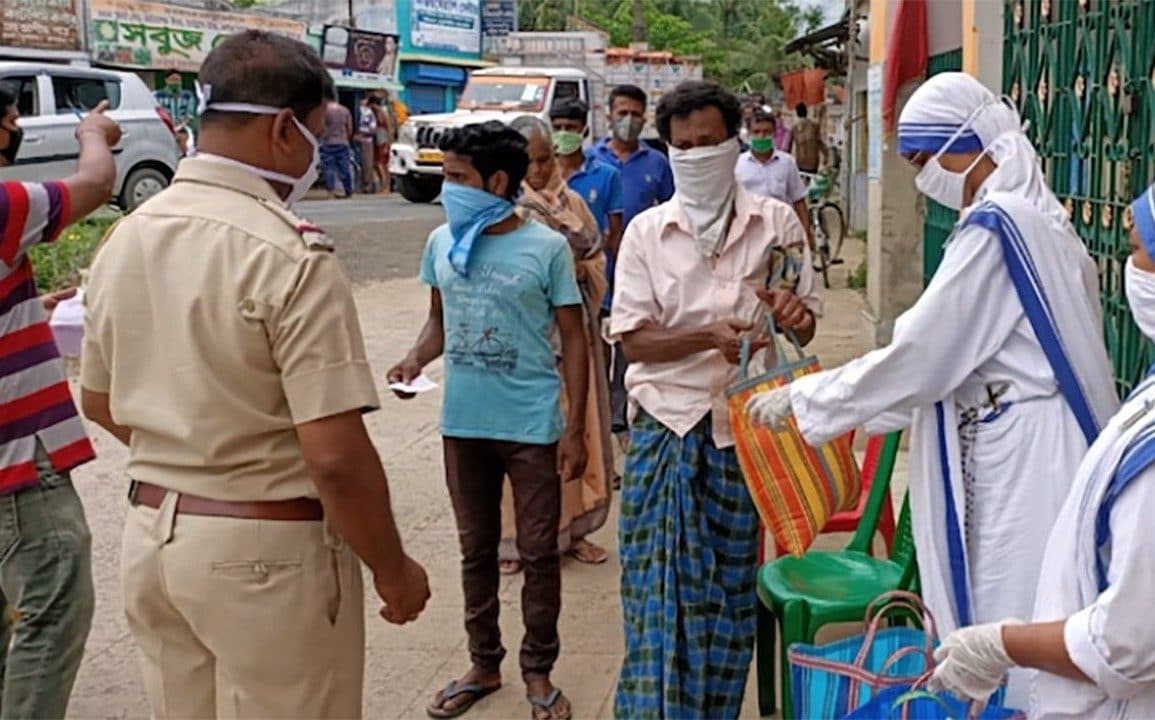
xmin=923 ymin=49 xmax=965 ymax=286
xmin=1004 ymin=0 xmax=1154 ymax=395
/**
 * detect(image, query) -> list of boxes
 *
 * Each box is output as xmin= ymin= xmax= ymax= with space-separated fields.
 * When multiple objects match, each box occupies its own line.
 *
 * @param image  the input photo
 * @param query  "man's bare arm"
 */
xmin=408 ymin=289 xmax=445 ymax=368
xmin=297 ymin=411 xmax=407 ymax=577
xmin=793 ymin=199 xmax=815 ymax=251
xmin=606 ymin=212 xmax=624 ymax=257
xmin=80 ymin=388 xmax=131 ymax=445
xmin=556 ymin=305 xmax=588 ymax=430
xmin=63 ymin=102 xmax=120 ymax=223
xmin=1002 ymin=621 xmax=1089 ymax=682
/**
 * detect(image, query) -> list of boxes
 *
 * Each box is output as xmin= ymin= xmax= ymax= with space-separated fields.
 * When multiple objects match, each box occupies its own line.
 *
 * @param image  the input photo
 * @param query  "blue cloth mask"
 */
xmin=441 ymin=181 xmax=515 ymax=277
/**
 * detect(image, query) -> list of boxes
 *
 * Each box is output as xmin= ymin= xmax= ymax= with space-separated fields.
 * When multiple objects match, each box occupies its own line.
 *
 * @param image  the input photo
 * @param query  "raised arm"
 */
xmin=789 ymin=225 xmax=1020 ymax=445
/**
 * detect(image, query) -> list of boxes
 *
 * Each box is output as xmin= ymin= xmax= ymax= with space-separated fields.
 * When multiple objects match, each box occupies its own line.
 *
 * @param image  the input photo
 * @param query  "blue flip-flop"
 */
xmin=426 ymin=679 xmax=501 ymax=719
xmin=528 ymin=688 xmax=572 ymax=720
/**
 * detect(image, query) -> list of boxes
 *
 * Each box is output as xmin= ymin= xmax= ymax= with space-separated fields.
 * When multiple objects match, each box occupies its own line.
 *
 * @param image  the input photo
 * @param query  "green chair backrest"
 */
xmin=891 ymin=494 xmax=918 ymax=590
xmin=846 ymin=431 xmax=902 ymax=554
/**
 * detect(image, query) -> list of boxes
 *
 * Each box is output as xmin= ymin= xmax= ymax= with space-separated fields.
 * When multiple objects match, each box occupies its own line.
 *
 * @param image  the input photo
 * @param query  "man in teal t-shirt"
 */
xmin=387 ymin=121 xmax=588 ymax=720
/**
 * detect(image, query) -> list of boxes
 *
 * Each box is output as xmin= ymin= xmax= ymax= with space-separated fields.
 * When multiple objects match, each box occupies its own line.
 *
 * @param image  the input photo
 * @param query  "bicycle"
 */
xmin=800 ymin=171 xmax=846 ymax=289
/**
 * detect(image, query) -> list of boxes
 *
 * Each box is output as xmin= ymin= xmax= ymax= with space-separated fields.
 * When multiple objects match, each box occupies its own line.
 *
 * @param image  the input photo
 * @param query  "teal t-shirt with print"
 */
xmin=420 ymin=219 xmax=582 ymax=444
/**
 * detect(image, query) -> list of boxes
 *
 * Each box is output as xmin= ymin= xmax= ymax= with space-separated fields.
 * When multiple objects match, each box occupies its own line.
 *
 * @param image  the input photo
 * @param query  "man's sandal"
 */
xmin=426 ymin=680 xmax=501 ymax=719
xmin=528 ymin=688 xmax=572 ymax=720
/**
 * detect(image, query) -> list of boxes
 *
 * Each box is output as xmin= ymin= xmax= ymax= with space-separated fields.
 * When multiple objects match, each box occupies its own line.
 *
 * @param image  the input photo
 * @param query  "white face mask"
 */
xmin=913 ymin=103 xmax=989 ymax=211
xmin=669 ymin=137 xmax=742 ymax=257
xmin=1125 ymin=257 xmax=1155 ymax=342
xmin=197 ymin=102 xmax=319 ymax=207
xmin=915 ymin=147 xmax=985 ymax=211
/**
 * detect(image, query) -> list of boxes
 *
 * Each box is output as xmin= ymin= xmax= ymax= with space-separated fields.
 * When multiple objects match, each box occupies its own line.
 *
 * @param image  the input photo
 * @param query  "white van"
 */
xmin=0 ymin=62 xmax=181 ymax=212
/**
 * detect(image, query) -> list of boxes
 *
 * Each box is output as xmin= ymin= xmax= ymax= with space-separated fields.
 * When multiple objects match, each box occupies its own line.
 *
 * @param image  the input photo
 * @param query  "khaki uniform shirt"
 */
xmin=81 ymin=158 xmax=380 ymax=501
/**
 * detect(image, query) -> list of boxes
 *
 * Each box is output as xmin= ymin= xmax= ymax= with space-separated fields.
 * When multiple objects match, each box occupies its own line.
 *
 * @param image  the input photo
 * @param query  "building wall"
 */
xmin=863 ymin=0 xmax=963 ymax=345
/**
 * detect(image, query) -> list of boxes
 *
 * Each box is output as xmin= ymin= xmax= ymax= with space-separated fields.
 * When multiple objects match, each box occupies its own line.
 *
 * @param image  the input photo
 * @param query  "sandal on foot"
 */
xmin=567 ymin=539 xmax=609 ymax=565
xmin=426 ymin=680 xmax=501 ymax=719
xmin=528 ymin=688 xmax=572 ymax=720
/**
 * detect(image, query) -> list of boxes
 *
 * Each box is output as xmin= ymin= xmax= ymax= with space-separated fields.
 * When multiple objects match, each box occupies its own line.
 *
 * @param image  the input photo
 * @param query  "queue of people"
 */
xmin=7 ymin=27 xmax=1155 ymax=720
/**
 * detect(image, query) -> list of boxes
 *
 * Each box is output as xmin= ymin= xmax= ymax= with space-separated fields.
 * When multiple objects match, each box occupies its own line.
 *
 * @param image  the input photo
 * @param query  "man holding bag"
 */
xmin=608 ymin=80 xmax=821 ymax=719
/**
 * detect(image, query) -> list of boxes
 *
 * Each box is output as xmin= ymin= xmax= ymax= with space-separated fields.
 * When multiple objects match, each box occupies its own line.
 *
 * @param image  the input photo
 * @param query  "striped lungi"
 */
xmin=615 ymin=411 xmax=760 ymax=720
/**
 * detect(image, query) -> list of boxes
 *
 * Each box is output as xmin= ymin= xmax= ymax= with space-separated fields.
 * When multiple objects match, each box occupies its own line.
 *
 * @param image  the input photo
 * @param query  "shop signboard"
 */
xmin=322 ymin=26 xmax=400 ymax=83
xmin=0 ymin=0 xmax=81 ymax=52
xmin=89 ymin=0 xmax=307 ymax=73
xmin=410 ymin=0 xmax=481 ymax=56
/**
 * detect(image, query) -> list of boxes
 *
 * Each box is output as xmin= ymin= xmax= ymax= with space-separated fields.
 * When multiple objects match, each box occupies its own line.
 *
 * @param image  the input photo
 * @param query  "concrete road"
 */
xmin=297 ymin=195 xmax=445 ymax=285
xmin=62 ymin=198 xmax=890 ymax=719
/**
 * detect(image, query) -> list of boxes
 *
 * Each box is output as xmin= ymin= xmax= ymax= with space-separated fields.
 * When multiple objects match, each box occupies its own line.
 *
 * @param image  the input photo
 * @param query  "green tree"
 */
xmin=515 ymin=0 xmax=816 ymax=90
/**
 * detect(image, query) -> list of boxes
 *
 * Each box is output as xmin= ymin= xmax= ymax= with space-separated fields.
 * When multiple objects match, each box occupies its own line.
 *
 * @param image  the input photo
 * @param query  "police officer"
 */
xmin=79 ymin=31 xmax=429 ymax=718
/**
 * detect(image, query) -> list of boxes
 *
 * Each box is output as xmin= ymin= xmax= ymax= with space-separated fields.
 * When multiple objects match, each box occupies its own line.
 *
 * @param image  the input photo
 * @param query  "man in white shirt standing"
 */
xmin=610 ymin=80 xmax=821 ymax=720
xmin=735 ymin=107 xmax=813 ymax=249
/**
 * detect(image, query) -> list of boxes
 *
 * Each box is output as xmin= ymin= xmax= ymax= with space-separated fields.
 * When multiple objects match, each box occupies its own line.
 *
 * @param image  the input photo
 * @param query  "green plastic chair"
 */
xmin=754 ymin=431 xmax=918 ymax=719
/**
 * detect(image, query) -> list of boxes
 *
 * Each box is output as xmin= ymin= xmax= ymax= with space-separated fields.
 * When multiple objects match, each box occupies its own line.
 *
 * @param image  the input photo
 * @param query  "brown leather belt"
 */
xmin=128 ymin=480 xmax=323 ymax=522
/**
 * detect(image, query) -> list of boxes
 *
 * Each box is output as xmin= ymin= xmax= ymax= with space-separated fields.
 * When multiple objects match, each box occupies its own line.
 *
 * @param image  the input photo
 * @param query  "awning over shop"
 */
xmin=785 ymin=15 xmax=850 ymax=73
xmin=401 ymin=63 xmax=468 ymax=87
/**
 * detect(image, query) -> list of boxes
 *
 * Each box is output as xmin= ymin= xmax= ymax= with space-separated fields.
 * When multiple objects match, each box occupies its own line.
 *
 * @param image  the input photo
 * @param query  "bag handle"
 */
xmin=853 ymin=592 xmax=937 ymax=668
xmin=890 ymin=671 xmax=988 ymax=720
xmin=738 ymin=314 xmax=807 ymax=381
xmin=876 ymin=645 xmax=934 ymax=679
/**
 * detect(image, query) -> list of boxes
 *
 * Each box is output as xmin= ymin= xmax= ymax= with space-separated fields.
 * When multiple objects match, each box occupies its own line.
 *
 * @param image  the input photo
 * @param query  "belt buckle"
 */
xmin=127 ymin=480 xmax=139 ymax=505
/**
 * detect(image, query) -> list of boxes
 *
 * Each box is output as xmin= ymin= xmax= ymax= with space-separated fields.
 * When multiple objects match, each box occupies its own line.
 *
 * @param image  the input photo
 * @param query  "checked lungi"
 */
xmin=615 ymin=411 xmax=760 ymax=720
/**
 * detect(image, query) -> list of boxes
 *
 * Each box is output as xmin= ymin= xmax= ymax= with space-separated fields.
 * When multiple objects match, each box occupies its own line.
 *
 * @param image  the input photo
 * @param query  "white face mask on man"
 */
xmin=668 ymin=137 xmax=742 ymax=257
xmin=196 ymin=102 xmax=320 ymax=207
xmin=1125 ymin=256 xmax=1155 ymax=342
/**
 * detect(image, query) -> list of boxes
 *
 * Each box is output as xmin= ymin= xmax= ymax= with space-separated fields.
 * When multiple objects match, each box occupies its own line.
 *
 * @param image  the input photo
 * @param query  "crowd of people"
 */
xmin=6 ymin=27 xmax=1155 ymax=720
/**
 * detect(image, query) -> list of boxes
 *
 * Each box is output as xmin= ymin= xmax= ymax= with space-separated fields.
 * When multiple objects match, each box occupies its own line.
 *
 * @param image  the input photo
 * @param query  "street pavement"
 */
xmin=63 ymin=195 xmax=900 ymax=719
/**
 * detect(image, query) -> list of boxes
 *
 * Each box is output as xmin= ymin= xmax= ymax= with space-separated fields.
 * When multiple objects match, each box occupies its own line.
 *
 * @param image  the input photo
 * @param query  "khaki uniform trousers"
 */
xmin=121 ymin=493 xmax=364 ymax=719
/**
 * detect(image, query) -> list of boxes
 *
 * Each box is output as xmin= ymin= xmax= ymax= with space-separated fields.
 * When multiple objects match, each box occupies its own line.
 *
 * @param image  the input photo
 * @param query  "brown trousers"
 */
xmin=443 ymin=438 xmax=561 ymax=678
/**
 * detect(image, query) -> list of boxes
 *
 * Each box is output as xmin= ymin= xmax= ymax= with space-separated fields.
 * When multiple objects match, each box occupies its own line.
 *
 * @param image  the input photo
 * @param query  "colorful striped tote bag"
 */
xmin=726 ymin=319 xmax=860 ymax=557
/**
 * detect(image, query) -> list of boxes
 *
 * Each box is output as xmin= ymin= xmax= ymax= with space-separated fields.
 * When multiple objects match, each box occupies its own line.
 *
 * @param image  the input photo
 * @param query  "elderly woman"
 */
xmin=748 ymin=72 xmax=1119 ymax=706
xmin=929 ymin=184 xmax=1155 ymax=718
xmin=497 ymin=115 xmax=615 ymax=572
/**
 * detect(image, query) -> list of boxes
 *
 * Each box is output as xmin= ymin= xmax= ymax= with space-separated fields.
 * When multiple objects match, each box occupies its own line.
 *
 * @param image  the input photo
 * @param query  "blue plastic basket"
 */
xmin=843 ymin=685 xmax=1022 ymax=719
xmin=789 ymin=592 xmax=937 ymax=719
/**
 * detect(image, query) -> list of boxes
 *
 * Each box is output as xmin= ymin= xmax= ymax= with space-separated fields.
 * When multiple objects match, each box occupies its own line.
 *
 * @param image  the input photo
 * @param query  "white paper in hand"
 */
xmin=388 ymin=375 xmax=438 ymax=394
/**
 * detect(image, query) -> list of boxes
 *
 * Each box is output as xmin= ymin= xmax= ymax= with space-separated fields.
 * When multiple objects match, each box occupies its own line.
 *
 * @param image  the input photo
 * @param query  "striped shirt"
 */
xmin=0 ymin=181 xmax=94 ymax=492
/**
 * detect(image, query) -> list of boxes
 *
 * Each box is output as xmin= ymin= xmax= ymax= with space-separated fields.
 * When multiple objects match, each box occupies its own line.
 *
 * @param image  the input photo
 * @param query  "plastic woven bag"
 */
xmin=842 ymin=675 xmax=1023 ymax=719
xmin=726 ymin=318 xmax=860 ymax=556
xmin=788 ymin=591 xmax=937 ymax=719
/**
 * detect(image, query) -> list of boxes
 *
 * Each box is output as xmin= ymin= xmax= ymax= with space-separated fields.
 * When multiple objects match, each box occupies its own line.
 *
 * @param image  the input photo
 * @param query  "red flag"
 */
xmin=883 ymin=0 xmax=928 ymax=133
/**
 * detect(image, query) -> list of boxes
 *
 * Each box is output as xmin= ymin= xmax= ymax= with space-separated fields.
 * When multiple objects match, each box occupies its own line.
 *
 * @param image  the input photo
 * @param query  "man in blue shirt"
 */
xmin=550 ymin=98 xmax=624 ymax=258
xmin=588 ymin=84 xmax=675 ymax=437
xmin=388 ymin=121 xmax=588 ymax=720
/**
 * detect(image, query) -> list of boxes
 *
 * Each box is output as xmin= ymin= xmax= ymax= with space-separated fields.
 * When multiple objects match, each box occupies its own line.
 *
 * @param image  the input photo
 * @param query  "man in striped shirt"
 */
xmin=0 ymin=88 xmax=120 ymax=718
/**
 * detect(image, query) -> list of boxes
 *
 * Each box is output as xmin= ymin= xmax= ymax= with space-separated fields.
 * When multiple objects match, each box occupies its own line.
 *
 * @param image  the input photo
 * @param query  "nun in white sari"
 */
xmin=747 ymin=72 xmax=1119 ymax=707
xmin=926 ymin=185 xmax=1155 ymax=720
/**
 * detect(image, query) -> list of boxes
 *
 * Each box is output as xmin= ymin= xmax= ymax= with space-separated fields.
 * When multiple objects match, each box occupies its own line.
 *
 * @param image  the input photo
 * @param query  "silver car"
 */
xmin=0 ymin=62 xmax=181 ymax=212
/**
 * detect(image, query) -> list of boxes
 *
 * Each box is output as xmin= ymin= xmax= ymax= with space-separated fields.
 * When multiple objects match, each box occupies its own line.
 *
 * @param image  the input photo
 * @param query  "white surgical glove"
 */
xmin=929 ymin=620 xmax=1023 ymax=705
xmin=745 ymin=386 xmax=794 ymax=429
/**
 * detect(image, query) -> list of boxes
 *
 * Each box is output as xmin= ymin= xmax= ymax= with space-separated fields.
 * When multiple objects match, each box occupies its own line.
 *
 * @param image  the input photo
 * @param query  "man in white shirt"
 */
xmin=735 ymin=107 xmax=813 ymax=248
xmin=610 ymin=80 xmax=821 ymax=720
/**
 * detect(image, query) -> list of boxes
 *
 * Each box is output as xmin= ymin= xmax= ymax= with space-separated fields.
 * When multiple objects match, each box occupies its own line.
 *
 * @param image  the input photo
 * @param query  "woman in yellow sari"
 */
xmin=499 ymin=115 xmax=614 ymax=571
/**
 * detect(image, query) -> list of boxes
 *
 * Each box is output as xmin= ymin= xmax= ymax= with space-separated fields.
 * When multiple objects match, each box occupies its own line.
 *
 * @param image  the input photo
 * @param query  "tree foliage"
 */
xmin=516 ymin=0 xmax=823 ymax=92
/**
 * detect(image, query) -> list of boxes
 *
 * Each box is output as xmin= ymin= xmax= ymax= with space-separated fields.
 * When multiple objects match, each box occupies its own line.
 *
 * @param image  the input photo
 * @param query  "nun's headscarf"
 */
xmin=897 ymin=72 xmax=1066 ymax=225
xmin=1133 ymin=184 xmax=1155 ymax=259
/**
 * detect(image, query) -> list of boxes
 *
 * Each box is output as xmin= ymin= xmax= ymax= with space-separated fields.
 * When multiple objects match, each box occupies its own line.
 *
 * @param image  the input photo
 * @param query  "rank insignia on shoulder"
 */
xmin=297 ymin=223 xmax=334 ymax=251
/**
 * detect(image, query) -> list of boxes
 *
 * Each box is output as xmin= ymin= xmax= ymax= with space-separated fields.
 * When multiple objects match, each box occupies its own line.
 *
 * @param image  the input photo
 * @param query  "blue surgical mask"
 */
xmin=441 ymin=182 xmax=515 ymax=277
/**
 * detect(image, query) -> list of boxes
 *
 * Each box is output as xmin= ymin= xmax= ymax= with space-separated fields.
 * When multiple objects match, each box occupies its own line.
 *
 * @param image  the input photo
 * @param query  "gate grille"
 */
xmin=1004 ymin=0 xmax=1155 ymax=395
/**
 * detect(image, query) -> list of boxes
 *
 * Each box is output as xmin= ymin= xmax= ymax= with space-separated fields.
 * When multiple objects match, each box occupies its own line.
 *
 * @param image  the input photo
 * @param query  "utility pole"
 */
xmin=632 ymin=0 xmax=646 ymax=43
xmin=348 ymin=0 xmax=356 ymax=26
